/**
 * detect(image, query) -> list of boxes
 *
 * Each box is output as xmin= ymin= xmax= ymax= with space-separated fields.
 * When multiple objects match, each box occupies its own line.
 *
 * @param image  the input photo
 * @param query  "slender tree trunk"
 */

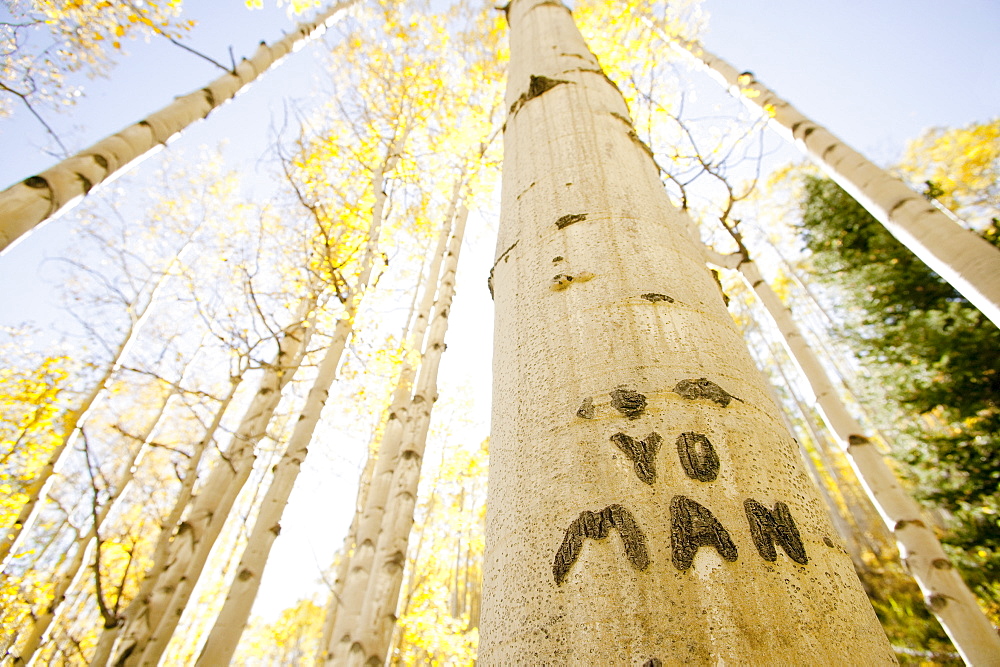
xmin=89 ymin=365 xmax=244 ymax=665
xmin=482 ymin=1 xmax=894 ymax=662
xmin=0 ymin=0 xmax=359 ymax=255
xmin=335 ymin=205 xmax=467 ymax=665
xmin=0 ymin=245 xmax=189 ymax=568
xmin=325 ymin=183 xmax=461 ymax=660
xmin=107 ymin=298 xmax=315 ymax=665
xmin=720 ymin=249 xmax=1000 ymax=663
xmin=10 ymin=373 xmax=184 ymax=666
xmin=194 ymin=185 xmax=398 ymax=666
xmin=664 ymin=34 xmax=1000 ymax=328
xmin=131 ymin=138 xmax=404 ymax=666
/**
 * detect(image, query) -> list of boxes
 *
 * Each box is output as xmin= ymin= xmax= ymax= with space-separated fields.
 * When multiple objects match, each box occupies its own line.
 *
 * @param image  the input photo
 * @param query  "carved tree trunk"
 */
xmin=666 ymin=35 xmax=1000 ymax=328
xmin=480 ymin=1 xmax=894 ymax=663
xmin=0 ymin=0 xmax=358 ymax=254
xmin=725 ymin=252 xmax=1000 ymax=664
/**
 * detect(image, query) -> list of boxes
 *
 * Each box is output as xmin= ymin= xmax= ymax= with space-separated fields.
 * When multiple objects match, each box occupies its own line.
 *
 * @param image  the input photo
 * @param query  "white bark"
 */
xmin=87 ymin=373 xmax=244 ymax=667
xmin=1 ymin=244 xmax=190 ymax=568
xmin=481 ymin=1 xmax=894 ymax=663
xmin=129 ymin=136 xmax=402 ymax=666
xmin=731 ymin=253 xmax=1000 ymax=664
xmin=109 ymin=300 xmax=316 ymax=666
xmin=664 ymin=34 xmax=1000 ymax=329
xmin=325 ymin=183 xmax=462 ymax=661
xmin=194 ymin=200 xmax=396 ymax=664
xmin=0 ymin=0 xmax=358 ymax=255
xmin=9 ymin=372 xmax=185 ymax=666
xmin=342 ymin=205 xmax=468 ymax=665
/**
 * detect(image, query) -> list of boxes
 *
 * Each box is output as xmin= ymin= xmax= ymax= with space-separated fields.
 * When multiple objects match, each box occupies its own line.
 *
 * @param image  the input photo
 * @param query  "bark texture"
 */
xmin=0 ymin=0 xmax=357 ymax=254
xmin=669 ymin=36 xmax=1000 ymax=329
xmin=481 ymin=1 xmax=895 ymax=663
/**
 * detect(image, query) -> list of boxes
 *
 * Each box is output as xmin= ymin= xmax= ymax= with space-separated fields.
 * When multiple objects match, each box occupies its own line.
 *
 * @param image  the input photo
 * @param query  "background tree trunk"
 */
xmin=0 ymin=0 xmax=358 ymax=254
xmin=668 ymin=35 xmax=1000 ymax=328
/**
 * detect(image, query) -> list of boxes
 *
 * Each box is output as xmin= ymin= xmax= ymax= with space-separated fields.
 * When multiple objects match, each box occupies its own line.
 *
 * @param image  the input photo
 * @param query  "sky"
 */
xmin=1 ymin=0 xmax=998 ymax=634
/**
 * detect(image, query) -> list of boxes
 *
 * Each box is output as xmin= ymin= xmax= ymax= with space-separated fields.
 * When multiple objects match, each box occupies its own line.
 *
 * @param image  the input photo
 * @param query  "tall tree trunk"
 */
xmin=107 ymin=298 xmax=316 ymax=666
xmin=130 ymin=138 xmax=403 ymax=666
xmin=481 ymin=1 xmax=894 ymax=663
xmin=324 ymin=181 xmax=463 ymax=661
xmin=717 ymin=248 xmax=1000 ymax=663
xmin=344 ymin=204 xmax=468 ymax=665
xmin=664 ymin=34 xmax=1000 ymax=328
xmin=10 ymin=368 xmax=186 ymax=666
xmin=193 ymin=178 xmax=402 ymax=666
xmin=0 ymin=0 xmax=359 ymax=255
xmin=317 ymin=275 xmax=429 ymax=662
xmin=88 ymin=366 xmax=244 ymax=666
xmin=1 ymin=245 xmax=191 ymax=568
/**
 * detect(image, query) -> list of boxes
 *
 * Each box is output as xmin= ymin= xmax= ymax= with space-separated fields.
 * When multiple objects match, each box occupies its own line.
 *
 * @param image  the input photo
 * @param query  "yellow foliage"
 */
xmin=899 ymin=118 xmax=1000 ymax=228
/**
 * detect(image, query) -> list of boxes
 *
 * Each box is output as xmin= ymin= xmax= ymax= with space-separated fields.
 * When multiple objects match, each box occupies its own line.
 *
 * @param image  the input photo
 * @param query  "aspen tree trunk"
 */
xmin=318 ymin=514 xmax=360 ymax=662
xmin=89 ymin=368 xmax=244 ymax=666
xmin=10 ymin=374 xmax=185 ymax=666
xmin=0 ymin=247 xmax=188 ymax=568
xmin=0 ymin=0 xmax=358 ymax=255
xmin=767 ymin=351 xmax=892 ymax=559
xmin=664 ymin=35 xmax=1000 ymax=328
xmin=108 ymin=301 xmax=316 ymax=666
xmin=343 ymin=205 xmax=468 ymax=665
xmin=325 ymin=184 xmax=462 ymax=661
xmin=481 ymin=1 xmax=894 ymax=663
xmin=132 ymin=142 xmax=404 ymax=666
xmin=194 ymin=189 xmax=400 ymax=667
xmin=721 ymin=251 xmax=1000 ymax=663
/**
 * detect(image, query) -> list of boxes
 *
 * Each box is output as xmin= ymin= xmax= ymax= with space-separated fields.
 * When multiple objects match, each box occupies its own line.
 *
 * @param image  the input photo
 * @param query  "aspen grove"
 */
xmin=0 ymin=0 xmax=998 ymax=664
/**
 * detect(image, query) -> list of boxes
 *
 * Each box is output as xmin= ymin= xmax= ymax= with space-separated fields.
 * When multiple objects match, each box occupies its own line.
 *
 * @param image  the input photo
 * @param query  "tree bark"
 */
xmin=666 ymin=34 xmax=1000 ymax=328
xmin=725 ymin=251 xmax=1000 ymax=664
xmin=0 ymin=0 xmax=358 ymax=255
xmin=481 ymin=1 xmax=895 ymax=663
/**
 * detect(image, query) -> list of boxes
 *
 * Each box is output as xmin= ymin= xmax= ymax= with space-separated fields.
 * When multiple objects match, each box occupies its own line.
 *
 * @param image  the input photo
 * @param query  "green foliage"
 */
xmin=797 ymin=175 xmax=1000 ymax=619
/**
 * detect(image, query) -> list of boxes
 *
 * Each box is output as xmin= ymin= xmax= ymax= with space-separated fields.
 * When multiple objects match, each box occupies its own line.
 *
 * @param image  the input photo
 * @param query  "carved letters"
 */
xmin=744 ymin=499 xmax=808 ymax=565
xmin=553 ymin=505 xmax=650 ymax=584
xmin=675 ymin=432 xmax=719 ymax=482
xmin=555 ymin=378 xmax=808 ymax=585
xmin=669 ymin=495 xmax=738 ymax=570
xmin=610 ymin=431 xmax=662 ymax=485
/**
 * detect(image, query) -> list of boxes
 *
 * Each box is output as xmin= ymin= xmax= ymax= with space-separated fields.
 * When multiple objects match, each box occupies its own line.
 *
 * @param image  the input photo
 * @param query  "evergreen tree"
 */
xmin=799 ymin=175 xmax=1000 ymax=618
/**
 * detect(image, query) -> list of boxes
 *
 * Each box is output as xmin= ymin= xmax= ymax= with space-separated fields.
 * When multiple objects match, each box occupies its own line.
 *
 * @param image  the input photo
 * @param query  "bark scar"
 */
xmin=488 ymin=240 xmax=519 ymax=298
xmin=509 ymin=75 xmax=571 ymax=115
